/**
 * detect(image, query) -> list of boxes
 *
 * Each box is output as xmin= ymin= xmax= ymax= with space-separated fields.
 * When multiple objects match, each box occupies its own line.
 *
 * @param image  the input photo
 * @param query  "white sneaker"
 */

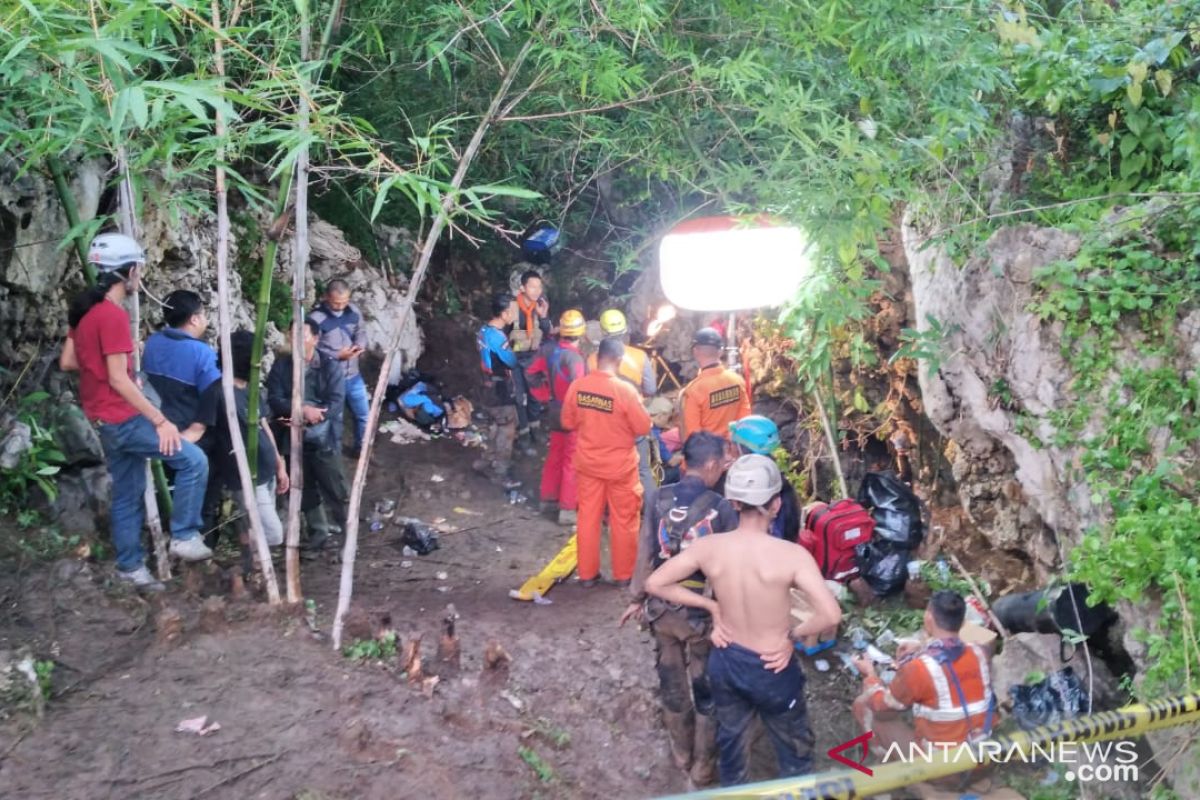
xmin=169 ymin=537 xmax=214 ymax=562
xmin=116 ymin=565 xmax=166 ymax=592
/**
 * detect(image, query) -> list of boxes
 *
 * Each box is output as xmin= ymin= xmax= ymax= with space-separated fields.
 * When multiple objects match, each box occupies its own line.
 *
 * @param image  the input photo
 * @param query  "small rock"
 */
xmin=401 ymin=560 xmax=413 ymax=568
xmin=500 ymin=690 xmax=524 ymax=711
xmin=435 ymin=571 xmax=448 ymax=581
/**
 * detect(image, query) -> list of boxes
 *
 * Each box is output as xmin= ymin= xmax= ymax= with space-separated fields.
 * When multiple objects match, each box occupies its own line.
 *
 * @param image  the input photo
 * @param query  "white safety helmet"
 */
xmin=724 ymin=454 xmax=782 ymax=507
xmin=88 ymin=233 xmax=146 ymax=273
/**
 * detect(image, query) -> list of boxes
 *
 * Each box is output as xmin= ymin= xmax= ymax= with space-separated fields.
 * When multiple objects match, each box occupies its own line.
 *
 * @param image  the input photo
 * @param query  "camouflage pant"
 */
xmin=481 ymin=404 xmax=517 ymax=475
xmin=652 ymin=608 xmax=717 ymax=783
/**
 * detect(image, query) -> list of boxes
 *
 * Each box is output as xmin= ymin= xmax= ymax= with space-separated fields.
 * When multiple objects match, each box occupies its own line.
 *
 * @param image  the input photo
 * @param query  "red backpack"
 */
xmin=800 ymin=499 xmax=875 ymax=582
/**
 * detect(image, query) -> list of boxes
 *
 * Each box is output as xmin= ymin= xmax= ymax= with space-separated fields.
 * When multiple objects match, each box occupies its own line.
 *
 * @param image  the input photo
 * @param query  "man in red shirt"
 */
xmin=60 ymin=233 xmax=213 ymax=592
xmin=560 ymin=338 xmax=652 ymax=586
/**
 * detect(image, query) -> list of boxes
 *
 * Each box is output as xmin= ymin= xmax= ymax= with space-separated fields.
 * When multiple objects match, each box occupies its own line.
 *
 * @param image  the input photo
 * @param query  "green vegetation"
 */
xmin=518 ymin=745 xmax=557 ymax=783
xmin=0 ymin=393 xmax=66 ymax=514
xmin=342 ymin=631 xmax=398 ymax=663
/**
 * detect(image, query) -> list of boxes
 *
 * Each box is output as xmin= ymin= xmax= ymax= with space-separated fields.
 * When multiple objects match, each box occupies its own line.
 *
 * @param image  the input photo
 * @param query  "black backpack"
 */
xmin=656 ymin=490 xmax=721 ymax=561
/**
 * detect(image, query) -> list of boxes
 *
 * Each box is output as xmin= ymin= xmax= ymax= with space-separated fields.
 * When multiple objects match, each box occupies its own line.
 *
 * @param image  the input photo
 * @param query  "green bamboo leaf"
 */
xmin=1 ymin=35 xmax=33 ymax=67
xmin=127 ymin=86 xmax=148 ymax=129
xmin=468 ymin=183 xmax=541 ymax=200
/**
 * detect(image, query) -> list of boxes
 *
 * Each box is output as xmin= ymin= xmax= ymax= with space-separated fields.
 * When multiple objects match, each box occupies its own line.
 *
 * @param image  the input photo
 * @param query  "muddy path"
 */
xmin=0 ymin=430 xmax=864 ymax=800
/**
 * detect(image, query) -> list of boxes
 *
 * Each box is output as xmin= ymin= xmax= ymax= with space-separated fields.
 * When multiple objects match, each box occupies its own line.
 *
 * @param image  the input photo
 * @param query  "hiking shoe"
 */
xmin=610 ymin=579 xmax=631 ymax=589
xmin=557 ymin=509 xmax=577 ymax=528
xmin=169 ymin=537 xmax=214 ymax=562
xmin=116 ymin=565 xmax=166 ymax=593
xmin=578 ymin=577 xmax=599 ymax=588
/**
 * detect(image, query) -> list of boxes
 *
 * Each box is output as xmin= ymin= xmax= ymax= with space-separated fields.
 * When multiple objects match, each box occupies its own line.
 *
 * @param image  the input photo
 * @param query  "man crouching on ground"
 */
xmin=645 ymin=454 xmax=842 ymax=787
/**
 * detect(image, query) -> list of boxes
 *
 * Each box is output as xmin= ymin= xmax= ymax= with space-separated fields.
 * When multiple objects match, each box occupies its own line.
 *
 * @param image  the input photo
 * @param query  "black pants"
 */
xmin=708 ymin=643 xmax=815 ymax=786
xmin=298 ymin=446 xmax=349 ymax=540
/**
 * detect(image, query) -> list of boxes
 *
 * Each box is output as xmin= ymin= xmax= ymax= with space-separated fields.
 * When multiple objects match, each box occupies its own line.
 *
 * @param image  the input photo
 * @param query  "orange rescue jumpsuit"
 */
xmin=680 ymin=362 xmax=751 ymax=439
xmin=560 ymin=369 xmax=653 ymax=581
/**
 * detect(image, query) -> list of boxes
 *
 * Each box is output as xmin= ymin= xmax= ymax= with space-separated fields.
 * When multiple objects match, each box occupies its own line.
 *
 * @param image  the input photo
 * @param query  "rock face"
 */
xmin=903 ymin=219 xmax=1081 ymax=575
xmin=903 ymin=214 xmax=1200 ymax=794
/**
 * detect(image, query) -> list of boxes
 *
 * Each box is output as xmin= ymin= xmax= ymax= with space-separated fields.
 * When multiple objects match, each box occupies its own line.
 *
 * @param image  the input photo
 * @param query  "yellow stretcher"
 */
xmin=508 ymin=533 xmax=577 ymax=602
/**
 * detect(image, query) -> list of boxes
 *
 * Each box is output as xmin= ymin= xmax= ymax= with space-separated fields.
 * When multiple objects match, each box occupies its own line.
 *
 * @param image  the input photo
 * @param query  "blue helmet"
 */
xmin=729 ymin=415 xmax=780 ymax=455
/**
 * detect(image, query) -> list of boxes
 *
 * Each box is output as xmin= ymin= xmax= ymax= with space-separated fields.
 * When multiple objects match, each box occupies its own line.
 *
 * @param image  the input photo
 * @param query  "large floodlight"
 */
xmin=658 ymin=216 xmax=814 ymax=312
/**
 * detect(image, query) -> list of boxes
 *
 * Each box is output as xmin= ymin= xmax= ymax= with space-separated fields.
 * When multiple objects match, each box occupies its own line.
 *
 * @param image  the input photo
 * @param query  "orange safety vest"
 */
xmin=586 ymin=345 xmax=654 ymax=397
xmin=865 ymin=640 xmax=995 ymax=745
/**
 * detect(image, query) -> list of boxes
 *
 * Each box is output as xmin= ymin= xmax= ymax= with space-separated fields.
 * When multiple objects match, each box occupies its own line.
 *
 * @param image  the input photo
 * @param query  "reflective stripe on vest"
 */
xmin=912 ymin=649 xmax=991 ymax=723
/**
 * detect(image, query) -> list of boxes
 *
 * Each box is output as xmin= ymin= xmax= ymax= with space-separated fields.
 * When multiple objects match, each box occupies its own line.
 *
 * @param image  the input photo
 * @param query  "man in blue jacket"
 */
xmin=475 ymin=292 xmax=521 ymax=490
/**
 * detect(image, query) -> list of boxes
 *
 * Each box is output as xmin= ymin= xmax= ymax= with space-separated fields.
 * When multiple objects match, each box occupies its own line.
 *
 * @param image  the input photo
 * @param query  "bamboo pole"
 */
xmin=47 ymin=156 xmax=97 ymax=286
xmin=245 ymin=165 xmax=295 ymax=481
xmin=212 ymin=0 xmax=280 ymax=604
xmin=812 ymin=383 xmax=848 ymax=500
xmin=113 ymin=148 xmax=173 ymax=582
xmin=284 ymin=0 xmax=314 ymax=604
xmin=332 ymin=30 xmax=543 ymax=650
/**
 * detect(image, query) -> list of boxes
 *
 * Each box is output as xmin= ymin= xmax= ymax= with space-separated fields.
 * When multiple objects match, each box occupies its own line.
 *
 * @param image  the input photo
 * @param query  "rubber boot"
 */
xmin=557 ymin=509 xmax=577 ymax=528
xmin=689 ymin=712 xmax=719 ymax=787
xmin=661 ymin=709 xmax=695 ymax=771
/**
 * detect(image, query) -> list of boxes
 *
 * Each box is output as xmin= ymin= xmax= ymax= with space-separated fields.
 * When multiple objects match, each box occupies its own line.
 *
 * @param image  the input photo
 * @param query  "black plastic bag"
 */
xmin=855 ymin=539 xmax=910 ymax=597
xmin=1010 ymin=667 xmax=1087 ymax=731
xmin=401 ymin=520 xmax=440 ymax=555
xmin=857 ymin=471 xmax=924 ymax=549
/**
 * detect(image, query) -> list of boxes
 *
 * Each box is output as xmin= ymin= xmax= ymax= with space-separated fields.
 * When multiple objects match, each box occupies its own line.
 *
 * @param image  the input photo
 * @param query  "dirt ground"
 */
xmin=0 ymin=425 xmax=867 ymax=800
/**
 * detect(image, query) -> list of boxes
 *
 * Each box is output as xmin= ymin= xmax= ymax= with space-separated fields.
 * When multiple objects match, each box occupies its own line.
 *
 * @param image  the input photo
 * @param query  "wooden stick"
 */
xmin=331 ymin=25 xmax=544 ymax=650
xmin=812 ymin=384 xmax=848 ymax=500
xmin=212 ymin=0 xmax=280 ymax=604
xmin=948 ymin=554 xmax=1009 ymax=639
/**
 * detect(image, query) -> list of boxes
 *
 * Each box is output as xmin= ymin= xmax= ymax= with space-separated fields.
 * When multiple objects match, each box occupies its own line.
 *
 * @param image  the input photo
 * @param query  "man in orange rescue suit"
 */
xmin=586 ymin=309 xmax=656 ymax=493
xmin=561 ymin=337 xmax=653 ymax=587
xmin=680 ymin=327 xmax=750 ymax=440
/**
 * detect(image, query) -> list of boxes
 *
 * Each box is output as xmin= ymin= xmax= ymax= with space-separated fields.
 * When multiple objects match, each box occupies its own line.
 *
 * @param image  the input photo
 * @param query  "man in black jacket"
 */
xmin=267 ymin=317 xmax=348 ymax=553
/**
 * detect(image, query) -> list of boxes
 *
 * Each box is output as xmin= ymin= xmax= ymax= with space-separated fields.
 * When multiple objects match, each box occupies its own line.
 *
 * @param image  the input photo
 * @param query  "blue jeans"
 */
xmin=707 ymin=643 xmax=815 ymax=786
xmin=98 ymin=415 xmax=209 ymax=572
xmin=344 ymin=374 xmax=370 ymax=449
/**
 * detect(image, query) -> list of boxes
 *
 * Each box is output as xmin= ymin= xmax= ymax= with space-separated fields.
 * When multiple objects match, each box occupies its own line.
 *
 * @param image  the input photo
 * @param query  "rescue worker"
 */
xmin=620 ymin=431 xmax=738 ymax=787
xmin=851 ymin=591 xmax=997 ymax=760
xmin=645 ymin=455 xmax=842 ymax=787
xmin=561 ymin=338 xmax=652 ymax=586
xmin=586 ymin=310 xmax=655 ymax=396
xmin=586 ymin=309 xmax=656 ymax=493
xmin=59 ymin=233 xmax=213 ymax=592
xmin=474 ymin=292 xmax=522 ymax=490
xmin=729 ymin=415 xmax=800 ymax=543
xmin=309 ymin=279 xmax=369 ymax=455
xmin=536 ymin=309 xmax=587 ymax=527
xmin=679 ymin=327 xmax=750 ymax=440
xmin=510 ymin=269 xmax=551 ymax=449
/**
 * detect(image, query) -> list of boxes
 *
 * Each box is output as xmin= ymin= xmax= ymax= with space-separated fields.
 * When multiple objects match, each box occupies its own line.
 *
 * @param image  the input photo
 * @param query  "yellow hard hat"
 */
xmin=559 ymin=309 xmax=586 ymax=337
xmin=599 ymin=309 xmax=628 ymax=335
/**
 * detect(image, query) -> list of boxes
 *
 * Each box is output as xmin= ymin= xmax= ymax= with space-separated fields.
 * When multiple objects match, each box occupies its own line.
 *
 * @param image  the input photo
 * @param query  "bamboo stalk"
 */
xmin=113 ymin=147 xmax=172 ymax=582
xmin=812 ymin=383 xmax=848 ymax=500
xmin=284 ymin=0 xmax=314 ymax=604
xmin=212 ymin=0 xmax=280 ymax=604
xmin=245 ymin=165 xmax=295 ymax=481
xmin=47 ymin=156 xmax=97 ymax=286
xmin=331 ymin=29 xmax=543 ymax=650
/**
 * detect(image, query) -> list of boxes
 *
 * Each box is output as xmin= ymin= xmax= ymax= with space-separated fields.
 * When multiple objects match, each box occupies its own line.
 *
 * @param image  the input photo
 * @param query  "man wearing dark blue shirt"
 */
xmin=143 ymin=289 xmax=224 ymax=546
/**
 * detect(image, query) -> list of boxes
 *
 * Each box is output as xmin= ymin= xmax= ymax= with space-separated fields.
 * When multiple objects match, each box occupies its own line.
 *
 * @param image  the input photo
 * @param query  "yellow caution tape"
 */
xmin=659 ymin=692 xmax=1200 ymax=800
xmin=509 ymin=533 xmax=577 ymax=602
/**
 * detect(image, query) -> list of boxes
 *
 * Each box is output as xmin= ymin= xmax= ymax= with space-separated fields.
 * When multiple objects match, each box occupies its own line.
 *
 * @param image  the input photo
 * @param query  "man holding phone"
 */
xmin=310 ymin=279 xmax=370 ymax=455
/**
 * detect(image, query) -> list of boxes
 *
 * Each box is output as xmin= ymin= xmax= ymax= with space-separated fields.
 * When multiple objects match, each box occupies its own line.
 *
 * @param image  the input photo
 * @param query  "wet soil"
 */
xmin=0 ymin=430 xmax=863 ymax=800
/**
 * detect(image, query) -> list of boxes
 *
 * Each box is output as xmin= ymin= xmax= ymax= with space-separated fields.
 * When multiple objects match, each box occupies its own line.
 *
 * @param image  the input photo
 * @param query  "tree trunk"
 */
xmin=212 ymin=0 xmax=280 ymax=604
xmin=331 ymin=31 xmax=542 ymax=650
xmin=285 ymin=0 xmax=314 ymax=604
xmin=245 ymin=165 xmax=295 ymax=482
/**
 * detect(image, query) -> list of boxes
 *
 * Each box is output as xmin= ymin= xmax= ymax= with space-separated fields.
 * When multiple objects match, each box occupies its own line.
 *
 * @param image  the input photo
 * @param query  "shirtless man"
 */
xmin=645 ymin=454 xmax=843 ymax=787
